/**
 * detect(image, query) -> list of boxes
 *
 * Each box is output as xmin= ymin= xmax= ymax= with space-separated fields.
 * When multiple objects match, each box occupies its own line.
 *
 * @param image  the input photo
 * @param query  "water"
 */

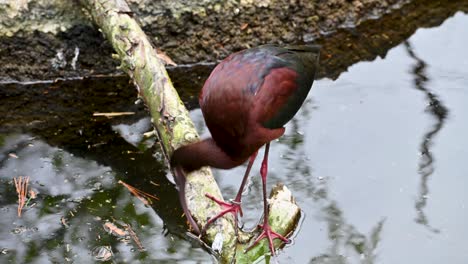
xmin=279 ymin=12 xmax=468 ymax=263
xmin=1 ymin=11 xmax=468 ymax=264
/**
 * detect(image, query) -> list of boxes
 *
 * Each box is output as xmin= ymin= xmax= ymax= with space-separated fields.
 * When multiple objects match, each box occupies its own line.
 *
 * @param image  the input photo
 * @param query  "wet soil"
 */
xmin=1 ymin=0 xmax=408 ymax=82
xmin=1 ymin=0 xmax=466 ymax=135
xmin=1 ymin=0 xmax=467 ymax=85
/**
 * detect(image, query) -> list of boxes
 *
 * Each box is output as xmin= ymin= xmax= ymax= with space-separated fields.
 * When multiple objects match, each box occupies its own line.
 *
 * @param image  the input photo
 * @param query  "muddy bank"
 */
xmin=2 ymin=0 xmax=467 ymax=133
xmin=0 ymin=0 xmax=408 ymax=82
xmin=167 ymin=0 xmax=468 ymax=106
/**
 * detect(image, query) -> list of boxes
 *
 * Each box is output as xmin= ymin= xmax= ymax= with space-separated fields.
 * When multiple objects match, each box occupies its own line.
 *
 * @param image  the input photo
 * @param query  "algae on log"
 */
xmin=235 ymin=185 xmax=301 ymax=262
xmin=78 ymin=0 xmax=300 ymax=262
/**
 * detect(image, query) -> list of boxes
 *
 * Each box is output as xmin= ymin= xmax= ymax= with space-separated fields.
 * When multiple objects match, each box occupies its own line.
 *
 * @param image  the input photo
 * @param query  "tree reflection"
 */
xmin=273 ymin=103 xmax=386 ymax=264
xmin=308 ymin=181 xmax=385 ymax=264
xmin=404 ymin=41 xmax=448 ymax=233
xmin=0 ymin=130 xmax=204 ymax=263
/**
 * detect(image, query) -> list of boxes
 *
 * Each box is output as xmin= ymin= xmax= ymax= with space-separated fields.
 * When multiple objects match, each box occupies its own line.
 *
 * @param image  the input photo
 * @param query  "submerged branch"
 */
xmin=78 ymin=0 xmax=300 ymax=262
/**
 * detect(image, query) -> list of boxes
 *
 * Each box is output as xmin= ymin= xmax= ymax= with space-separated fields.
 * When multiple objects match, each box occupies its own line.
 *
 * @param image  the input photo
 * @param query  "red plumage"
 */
xmin=171 ymin=44 xmax=320 ymax=256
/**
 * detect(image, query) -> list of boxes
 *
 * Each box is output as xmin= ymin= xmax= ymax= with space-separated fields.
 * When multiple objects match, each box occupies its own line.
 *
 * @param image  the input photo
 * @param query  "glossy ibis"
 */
xmin=171 ymin=44 xmax=320 ymax=255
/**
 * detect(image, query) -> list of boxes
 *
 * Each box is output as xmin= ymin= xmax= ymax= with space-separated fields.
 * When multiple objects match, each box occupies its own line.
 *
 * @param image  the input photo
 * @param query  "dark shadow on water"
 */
xmin=0 ymin=76 xmax=200 ymax=262
xmin=403 ymin=41 xmax=449 ymax=234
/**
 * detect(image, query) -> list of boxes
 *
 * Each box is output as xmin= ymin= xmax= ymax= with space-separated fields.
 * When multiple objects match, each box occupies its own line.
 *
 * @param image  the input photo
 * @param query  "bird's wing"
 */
xmin=257 ymin=45 xmax=320 ymax=129
xmin=199 ymin=44 xmax=319 ymax=154
xmin=199 ymin=55 xmax=257 ymax=156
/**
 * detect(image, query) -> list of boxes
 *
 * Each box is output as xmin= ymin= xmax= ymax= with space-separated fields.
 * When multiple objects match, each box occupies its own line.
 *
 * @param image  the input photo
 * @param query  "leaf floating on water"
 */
xmin=103 ymin=222 xmax=127 ymax=237
xmin=92 ymin=246 xmax=113 ymax=262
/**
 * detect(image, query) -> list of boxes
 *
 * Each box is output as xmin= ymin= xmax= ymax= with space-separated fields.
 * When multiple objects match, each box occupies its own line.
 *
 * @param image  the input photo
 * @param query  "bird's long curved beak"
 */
xmin=173 ymin=166 xmax=201 ymax=235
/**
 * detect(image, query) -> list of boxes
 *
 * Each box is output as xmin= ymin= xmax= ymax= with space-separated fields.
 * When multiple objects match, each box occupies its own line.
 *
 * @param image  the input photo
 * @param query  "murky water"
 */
xmin=1 ymin=11 xmax=467 ymax=264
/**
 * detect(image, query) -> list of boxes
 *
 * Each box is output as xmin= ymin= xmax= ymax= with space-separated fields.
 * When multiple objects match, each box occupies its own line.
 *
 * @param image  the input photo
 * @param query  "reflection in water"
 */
xmin=274 ymin=103 xmax=386 ymax=264
xmin=308 ymin=181 xmax=385 ymax=264
xmin=404 ymin=41 xmax=448 ymax=233
xmin=0 ymin=131 xmax=205 ymax=263
xmin=2 ymin=10 xmax=467 ymax=263
xmin=276 ymin=99 xmax=314 ymax=197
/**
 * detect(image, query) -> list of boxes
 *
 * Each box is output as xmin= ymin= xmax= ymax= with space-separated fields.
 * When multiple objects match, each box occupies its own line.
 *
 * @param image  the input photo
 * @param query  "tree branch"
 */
xmin=78 ymin=0 xmax=300 ymax=262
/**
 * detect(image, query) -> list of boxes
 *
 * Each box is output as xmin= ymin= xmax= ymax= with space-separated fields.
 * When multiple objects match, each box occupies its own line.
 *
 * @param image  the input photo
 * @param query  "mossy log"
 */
xmin=78 ymin=0 xmax=300 ymax=262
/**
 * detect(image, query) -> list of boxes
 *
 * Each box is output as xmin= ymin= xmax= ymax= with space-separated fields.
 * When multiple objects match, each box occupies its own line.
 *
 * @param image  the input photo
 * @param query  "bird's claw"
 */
xmin=245 ymin=223 xmax=291 ymax=256
xmin=201 ymin=193 xmax=243 ymax=235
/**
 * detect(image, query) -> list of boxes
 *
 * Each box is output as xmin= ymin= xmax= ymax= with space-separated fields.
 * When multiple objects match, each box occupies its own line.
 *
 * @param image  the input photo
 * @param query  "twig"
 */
xmin=93 ymin=112 xmax=135 ymax=117
xmin=13 ymin=176 xmax=29 ymax=217
xmin=103 ymin=221 xmax=127 ymax=237
xmin=118 ymin=180 xmax=159 ymax=205
xmin=124 ymin=224 xmax=145 ymax=251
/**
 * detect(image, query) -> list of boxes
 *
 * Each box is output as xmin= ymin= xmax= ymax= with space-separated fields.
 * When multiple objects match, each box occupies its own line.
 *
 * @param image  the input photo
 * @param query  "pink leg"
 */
xmin=246 ymin=143 xmax=291 ymax=255
xmin=201 ymin=151 xmax=258 ymax=235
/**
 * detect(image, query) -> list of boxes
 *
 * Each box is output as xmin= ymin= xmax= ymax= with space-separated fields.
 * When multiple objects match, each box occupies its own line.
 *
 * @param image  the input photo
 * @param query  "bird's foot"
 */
xmin=245 ymin=222 xmax=291 ymax=256
xmin=201 ymin=193 xmax=243 ymax=235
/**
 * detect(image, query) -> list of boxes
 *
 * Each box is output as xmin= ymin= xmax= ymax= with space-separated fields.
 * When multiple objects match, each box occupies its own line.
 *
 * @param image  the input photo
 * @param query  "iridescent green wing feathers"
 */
xmin=261 ymin=45 xmax=320 ymax=129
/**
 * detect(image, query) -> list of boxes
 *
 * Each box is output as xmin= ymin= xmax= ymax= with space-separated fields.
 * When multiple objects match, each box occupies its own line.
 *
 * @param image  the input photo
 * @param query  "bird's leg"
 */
xmin=246 ymin=143 xmax=291 ymax=255
xmin=201 ymin=151 xmax=258 ymax=235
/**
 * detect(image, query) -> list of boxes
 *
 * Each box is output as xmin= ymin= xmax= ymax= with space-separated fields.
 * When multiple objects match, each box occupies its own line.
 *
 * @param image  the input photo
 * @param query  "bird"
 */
xmin=170 ymin=44 xmax=320 ymax=256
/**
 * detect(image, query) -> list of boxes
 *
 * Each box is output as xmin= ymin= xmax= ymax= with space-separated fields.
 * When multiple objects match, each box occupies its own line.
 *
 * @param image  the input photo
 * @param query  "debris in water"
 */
xmin=124 ymin=224 xmax=145 ymax=252
xmin=51 ymin=49 xmax=67 ymax=69
xmin=118 ymin=180 xmax=159 ymax=205
xmin=103 ymin=221 xmax=127 ymax=237
xmin=13 ymin=176 xmax=29 ymax=217
xmin=71 ymin=46 xmax=80 ymax=70
xmin=93 ymin=112 xmax=135 ymax=117
xmin=61 ymin=216 xmax=69 ymax=228
xmin=92 ymin=246 xmax=113 ymax=262
xmin=156 ymin=49 xmax=177 ymax=66
xmin=212 ymin=232 xmax=223 ymax=253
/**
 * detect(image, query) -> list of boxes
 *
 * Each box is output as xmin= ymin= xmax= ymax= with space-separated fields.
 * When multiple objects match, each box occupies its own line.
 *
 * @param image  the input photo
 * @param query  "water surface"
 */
xmin=1 ymin=11 xmax=468 ymax=264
